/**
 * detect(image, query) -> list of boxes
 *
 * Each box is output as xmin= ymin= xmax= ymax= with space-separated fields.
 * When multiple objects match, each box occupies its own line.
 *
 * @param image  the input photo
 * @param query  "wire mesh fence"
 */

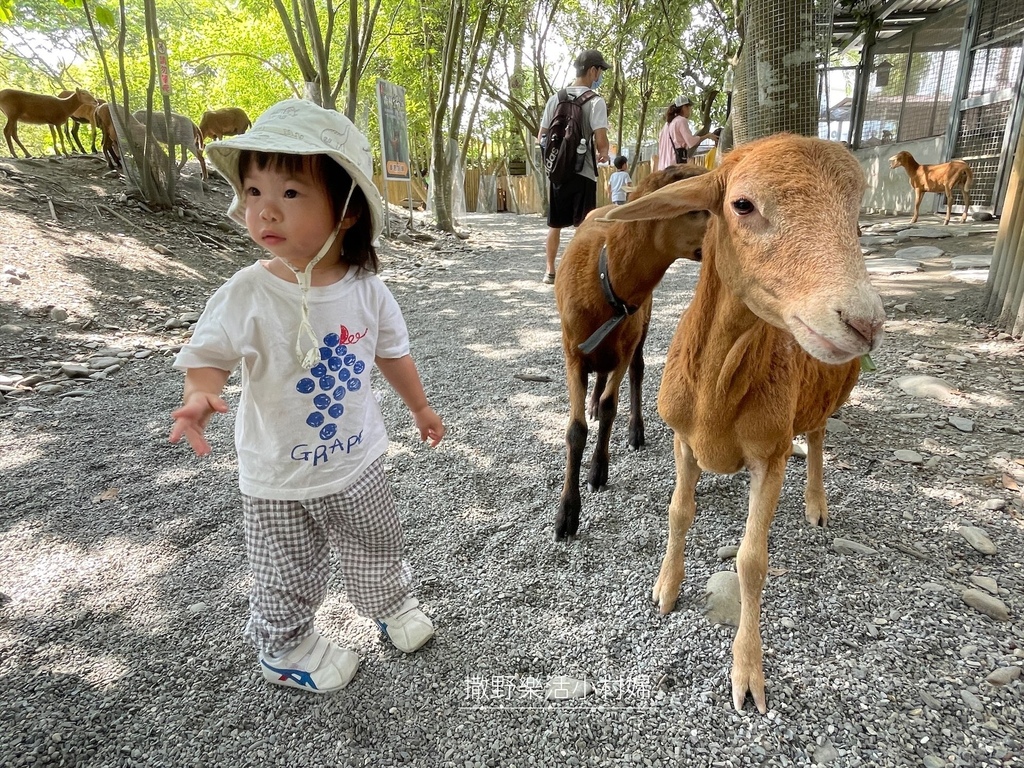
xmin=732 ymin=0 xmax=834 ymax=144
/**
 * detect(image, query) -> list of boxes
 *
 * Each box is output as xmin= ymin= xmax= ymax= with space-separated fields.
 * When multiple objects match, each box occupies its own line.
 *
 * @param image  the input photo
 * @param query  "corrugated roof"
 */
xmin=832 ymin=0 xmax=964 ymax=53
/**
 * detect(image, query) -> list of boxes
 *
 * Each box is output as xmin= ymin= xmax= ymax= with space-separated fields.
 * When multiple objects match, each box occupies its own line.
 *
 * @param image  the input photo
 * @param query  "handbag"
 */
xmin=669 ymin=117 xmax=687 ymax=163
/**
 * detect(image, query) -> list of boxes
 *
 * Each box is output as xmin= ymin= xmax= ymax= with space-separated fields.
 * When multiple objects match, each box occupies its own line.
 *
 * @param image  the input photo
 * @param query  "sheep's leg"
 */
xmin=731 ymin=454 xmax=785 ymax=714
xmin=196 ymin=148 xmax=208 ymax=180
xmin=588 ymin=372 xmax=606 ymax=421
xmin=652 ymin=436 xmax=700 ymax=613
xmin=943 ymin=188 xmax=953 ymax=225
xmin=803 ymin=427 xmax=828 ymax=527
xmin=626 ymin=327 xmax=647 ymax=452
xmin=587 ymin=366 xmax=626 ymax=492
xmin=556 ymin=361 xmax=589 ymax=540
xmin=911 ymin=188 xmax=923 ymax=223
xmin=960 ymin=183 xmax=970 ymax=223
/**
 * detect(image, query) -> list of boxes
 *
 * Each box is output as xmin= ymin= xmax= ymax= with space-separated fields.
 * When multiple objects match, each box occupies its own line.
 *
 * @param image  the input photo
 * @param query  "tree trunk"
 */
xmin=429 ymin=134 xmax=455 ymax=231
xmin=732 ymin=0 xmax=818 ymax=144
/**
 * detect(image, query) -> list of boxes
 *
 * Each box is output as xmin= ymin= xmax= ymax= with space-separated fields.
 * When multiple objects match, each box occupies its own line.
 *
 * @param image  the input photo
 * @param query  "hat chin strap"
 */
xmin=286 ymin=223 xmax=339 ymax=369
xmin=286 ymin=182 xmax=357 ymax=369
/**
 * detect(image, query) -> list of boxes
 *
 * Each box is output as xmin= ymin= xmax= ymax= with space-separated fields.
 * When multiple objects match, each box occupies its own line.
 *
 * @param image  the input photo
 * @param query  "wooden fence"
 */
xmin=373 ymin=159 xmax=666 ymax=217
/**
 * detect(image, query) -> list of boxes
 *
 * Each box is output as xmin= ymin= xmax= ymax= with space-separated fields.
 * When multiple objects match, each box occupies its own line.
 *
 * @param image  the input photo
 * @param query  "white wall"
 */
xmin=854 ymin=136 xmax=946 ymax=216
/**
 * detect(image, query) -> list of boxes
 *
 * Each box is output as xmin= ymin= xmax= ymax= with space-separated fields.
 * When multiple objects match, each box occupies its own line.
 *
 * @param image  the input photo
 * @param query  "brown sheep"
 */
xmin=552 ymin=164 xmax=709 ymax=541
xmin=604 ymin=134 xmax=885 ymax=713
xmin=889 ymin=150 xmax=973 ymax=224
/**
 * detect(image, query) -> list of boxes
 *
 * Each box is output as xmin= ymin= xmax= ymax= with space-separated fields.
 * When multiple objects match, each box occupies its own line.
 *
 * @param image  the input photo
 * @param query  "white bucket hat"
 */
xmin=205 ymin=99 xmax=385 ymax=369
xmin=205 ymin=99 xmax=384 ymax=242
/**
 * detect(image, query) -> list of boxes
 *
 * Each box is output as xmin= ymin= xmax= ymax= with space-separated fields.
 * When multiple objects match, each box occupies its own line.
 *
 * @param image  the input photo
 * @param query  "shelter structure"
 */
xmin=826 ymin=0 xmax=1024 ymax=335
xmin=826 ymin=0 xmax=1022 ymax=218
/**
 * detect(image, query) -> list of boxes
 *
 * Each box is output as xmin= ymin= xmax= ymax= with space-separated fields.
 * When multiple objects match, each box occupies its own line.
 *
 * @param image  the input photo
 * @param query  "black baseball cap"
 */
xmin=575 ymin=50 xmax=612 ymax=71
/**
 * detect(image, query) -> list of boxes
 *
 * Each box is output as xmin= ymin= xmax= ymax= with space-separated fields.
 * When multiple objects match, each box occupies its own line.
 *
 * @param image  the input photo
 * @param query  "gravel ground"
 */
xmin=1 ymin=158 xmax=1023 ymax=767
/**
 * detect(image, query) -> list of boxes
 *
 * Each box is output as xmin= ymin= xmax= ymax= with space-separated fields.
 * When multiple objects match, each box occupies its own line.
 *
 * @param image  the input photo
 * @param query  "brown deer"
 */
xmin=0 ymin=88 xmax=97 ymax=158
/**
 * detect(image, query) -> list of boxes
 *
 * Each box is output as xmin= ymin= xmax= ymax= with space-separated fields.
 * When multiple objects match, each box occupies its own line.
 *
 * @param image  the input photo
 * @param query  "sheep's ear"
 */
xmin=602 ymin=171 xmax=724 ymax=222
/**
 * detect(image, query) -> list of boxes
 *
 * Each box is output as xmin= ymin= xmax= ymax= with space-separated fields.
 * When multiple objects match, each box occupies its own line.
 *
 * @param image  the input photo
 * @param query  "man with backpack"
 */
xmin=537 ymin=49 xmax=611 ymax=284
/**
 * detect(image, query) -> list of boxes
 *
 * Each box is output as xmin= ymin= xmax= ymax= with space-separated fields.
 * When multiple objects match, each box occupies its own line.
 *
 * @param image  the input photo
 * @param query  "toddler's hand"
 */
xmin=169 ymin=393 xmax=229 ymax=456
xmin=413 ymin=406 xmax=445 ymax=447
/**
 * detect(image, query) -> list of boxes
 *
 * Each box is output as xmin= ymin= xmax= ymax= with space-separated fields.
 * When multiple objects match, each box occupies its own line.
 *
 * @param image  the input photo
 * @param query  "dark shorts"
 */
xmin=547 ymin=174 xmax=597 ymax=229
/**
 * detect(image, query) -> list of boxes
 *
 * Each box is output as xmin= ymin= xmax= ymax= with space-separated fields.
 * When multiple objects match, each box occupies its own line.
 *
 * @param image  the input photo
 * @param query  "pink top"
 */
xmin=657 ymin=115 xmax=698 ymax=171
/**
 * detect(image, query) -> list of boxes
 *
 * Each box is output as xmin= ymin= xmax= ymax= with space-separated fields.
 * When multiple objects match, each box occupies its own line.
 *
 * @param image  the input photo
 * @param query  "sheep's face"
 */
xmin=602 ymin=135 xmax=884 ymax=365
xmin=889 ymin=152 xmax=909 ymax=169
xmin=716 ymin=136 xmax=883 ymax=363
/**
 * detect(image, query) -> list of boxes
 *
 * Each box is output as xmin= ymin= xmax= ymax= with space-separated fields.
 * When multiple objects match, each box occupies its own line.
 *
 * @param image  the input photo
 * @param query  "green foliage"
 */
xmin=1 ymin=0 xmax=739 ymax=165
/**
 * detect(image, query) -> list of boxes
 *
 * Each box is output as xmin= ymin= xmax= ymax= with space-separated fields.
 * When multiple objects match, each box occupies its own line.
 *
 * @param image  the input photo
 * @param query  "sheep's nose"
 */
xmin=842 ymin=313 xmax=884 ymax=347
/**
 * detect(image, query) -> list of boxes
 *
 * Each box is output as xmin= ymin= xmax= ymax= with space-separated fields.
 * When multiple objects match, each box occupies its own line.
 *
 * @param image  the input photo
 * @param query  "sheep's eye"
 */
xmin=731 ymin=198 xmax=754 ymax=215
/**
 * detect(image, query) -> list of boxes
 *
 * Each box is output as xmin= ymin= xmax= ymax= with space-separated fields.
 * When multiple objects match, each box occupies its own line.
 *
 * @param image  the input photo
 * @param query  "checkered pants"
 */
xmin=240 ymin=458 xmax=412 ymax=655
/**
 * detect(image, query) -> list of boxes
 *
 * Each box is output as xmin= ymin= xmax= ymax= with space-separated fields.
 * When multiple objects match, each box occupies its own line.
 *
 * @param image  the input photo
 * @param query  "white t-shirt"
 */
xmin=173 ymin=262 xmax=410 ymax=500
xmin=540 ymin=86 xmax=609 ymax=181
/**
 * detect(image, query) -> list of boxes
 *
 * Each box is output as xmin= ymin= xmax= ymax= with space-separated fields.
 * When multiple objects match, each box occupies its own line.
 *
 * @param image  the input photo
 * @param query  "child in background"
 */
xmin=169 ymin=99 xmax=445 ymax=694
xmin=608 ymin=155 xmax=632 ymax=205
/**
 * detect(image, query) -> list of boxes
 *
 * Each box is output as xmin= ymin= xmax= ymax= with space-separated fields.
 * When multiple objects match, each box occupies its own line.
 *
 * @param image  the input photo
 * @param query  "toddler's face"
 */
xmin=242 ymin=162 xmax=337 ymax=269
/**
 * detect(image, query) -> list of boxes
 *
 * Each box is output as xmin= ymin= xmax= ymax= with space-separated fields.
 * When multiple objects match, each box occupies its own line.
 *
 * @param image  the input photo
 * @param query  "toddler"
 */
xmin=169 ymin=99 xmax=445 ymax=694
xmin=608 ymin=155 xmax=632 ymax=205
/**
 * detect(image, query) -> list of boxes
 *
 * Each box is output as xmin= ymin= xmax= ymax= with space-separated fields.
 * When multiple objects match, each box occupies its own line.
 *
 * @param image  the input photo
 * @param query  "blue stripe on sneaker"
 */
xmin=261 ymin=659 xmax=318 ymax=691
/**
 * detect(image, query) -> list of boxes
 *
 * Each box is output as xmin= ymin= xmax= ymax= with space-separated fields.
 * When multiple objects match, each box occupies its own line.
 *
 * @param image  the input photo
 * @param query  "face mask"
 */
xmin=593 ymin=73 xmax=603 ymax=89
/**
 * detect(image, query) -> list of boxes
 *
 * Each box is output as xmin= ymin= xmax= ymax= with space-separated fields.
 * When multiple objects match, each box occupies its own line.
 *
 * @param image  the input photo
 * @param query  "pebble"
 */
xmin=866 ymin=259 xmax=921 ymax=275
xmin=894 ymin=449 xmax=924 ymax=464
xmin=960 ymin=690 xmax=984 ymax=712
xmin=958 ymin=526 xmax=997 ymax=555
xmin=896 ymin=375 xmax=956 ymax=401
xmin=825 ymin=417 xmax=849 ymax=434
xmin=60 ymin=364 xmax=92 ymax=378
xmin=717 ymin=545 xmax=739 ymax=561
xmin=923 ymin=756 xmax=945 ymax=768
xmin=702 ymin=571 xmax=741 ymax=627
xmin=812 ymin=739 xmax=840 ymax=764
xmin=894 ymin=244 xmax=946 ymax=259
xmin=50 ymin=307 xmax=68 ymax=321
xmin=87 ymin=357 xmax=122 ymax=369
xmin=948 ymin=416 xmax=974 ymax=432
xmin=896 ymin=227 xmax=952 ymax=240
xmin=1 ymin=324 xmax=25 ymax=334
xmin=985 ymin=666 xmax=1021 ymax=686
xmin=969 ymin=575 xmax=999 ymax=594
xmin=950 ymin=254 xmax=992 ymax=269
xmin=961 ymin=589 xmax=1010 ymax=621
xmin=832 ymin=538 xmax=878 ymax=556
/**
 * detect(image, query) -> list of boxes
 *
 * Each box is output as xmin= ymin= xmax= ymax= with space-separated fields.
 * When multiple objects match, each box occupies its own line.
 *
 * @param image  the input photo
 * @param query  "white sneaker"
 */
xmin=259 ymin=631 xmax=358 ymax=693
xmin=375 ymin=597 xmax=434 ymax=652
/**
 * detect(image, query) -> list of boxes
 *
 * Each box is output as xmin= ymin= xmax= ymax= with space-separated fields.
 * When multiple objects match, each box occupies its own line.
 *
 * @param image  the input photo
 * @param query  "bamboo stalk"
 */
xmin=986 ymin=129 xmax=1024 ymax=322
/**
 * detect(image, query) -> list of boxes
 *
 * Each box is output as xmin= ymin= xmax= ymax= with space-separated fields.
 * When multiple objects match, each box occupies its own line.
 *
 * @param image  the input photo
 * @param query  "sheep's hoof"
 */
xmin=586 ymin=482 xmax=606 ymax=493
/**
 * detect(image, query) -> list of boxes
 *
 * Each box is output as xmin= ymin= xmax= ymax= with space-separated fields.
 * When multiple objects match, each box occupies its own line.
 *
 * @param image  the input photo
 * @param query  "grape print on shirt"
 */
xmin=292 ymin=326 xmax=368 ymax=466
